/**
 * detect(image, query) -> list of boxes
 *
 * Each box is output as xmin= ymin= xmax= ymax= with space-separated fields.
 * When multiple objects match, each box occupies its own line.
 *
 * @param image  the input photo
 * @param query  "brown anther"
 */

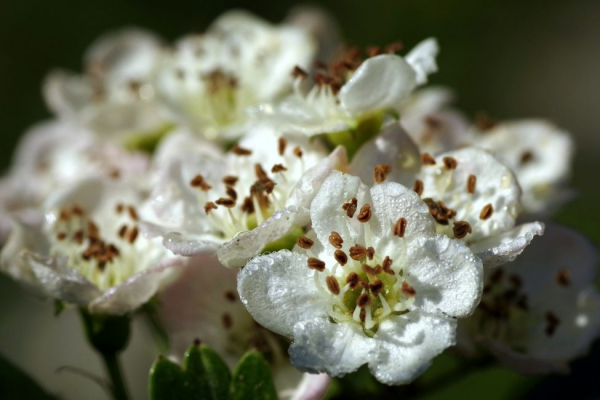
xmin=366 ymin=246 xmax=375 ymax=260
xmin=231 ymin=144 xmax=252 ymax=156
xmin=425 ymin=116 xmax=442 ymax=130
xmin=115 ymin=203 xmax=124 ymax=214
xmin=128 ymin=206 xmax=139 ymax=221
xmin=334 ymin=250 xmax=348 ymax=266
xmin=349 ymin=245 xmax=368 ymax=260
xmin=128 ymin=227 xmax=139 ymax=244
xmin=443 ymin=157 xmax=458 ymax=170
xmin=520 ymin=150 xmax=534 ymax=165
xmin=385 ymin=41 xmax=404 ymax=53
xmin=118 ymin=225 xmax=128 ymax=238
xmin=190 ymin=174 xmax=211 ymax=191
xmin=357 ymin=204 xmax=372 ymax=223
xmin=509 ymin=274 xmax=522 ymax=289
xmin=366 ymin=46 xmax=382 ymax=57
xmin=413 ymin=180 xmax=424 ymax=196
xmin=223 ymin=175 xmax=239 ymax=186
xmin=475 ymin=113 xmax=497 ymax=131
xmin=296 ymin=236 xmax=314 ymax=249
xmin=556 ymin=269 xmax=571 ymax=286
xmin=467 ymin=174 xmax=477 ymax=194
xmin=480 ymin=204 xmax=494 ymax=220
xmin=359 ymin=308 xmax=366 ymax=323
xmin=421 ymin=153 xmax=436 ymax=166
xmin=362 ymin=264 xmax=382 ymax=276
xmin=215 ymin=198 xmax=236 ymax=208
xmin=545 ymin=312 xmax=560 ymax=336
xmin=357 ymin=292 xmax=372 ymax=308
xmin=293 ymin=146 xmax=303 ymax=158
xmin=56 ymin=232 xmax=67 ymax=241
xmin=87 ymin=221 xmax=100 ymax=240
xmin=382 ymin=256 xmax=395 ymax=275
xmin=346 ymin=272 xmax=360 ymax=289
xmin=453 ymin=221 xmax=472 ymax=239
xmin=98 ymin=260 xmax=107 ymax=271
xmin=326 ymin=276 xmax=340 ymax=295
xmin=329 ymin=231 xmax=343 ymax=249
xmin=204 ymin=202 xmax=218 ymax=214
xmin=373 ymin=164 xmax=392 ymax=184
xmin=109 ymin=168 xmax=121 ymax=179
xmin=254 ymin=164 xmax=269 ymax=181
xmin=222 ymin=313 xmax=233 ymax=330
xmin=278 ymin=137 xmax=287 ymax=156
xmin=393 ymin=217 xmax=407 ymax=237
xmin=226 ymin=186 xmax=238 ymax=201
xmin=261 ymin=179 xmax=276 ymax=194
xmin=369 ymin=279 xmax=384 ymax=296
xmin=241 ymin=197 xmax=255 ymax=214
xmin=108 ymin=244 xmax=120 ymax=256
xmin=342 ymin=197 xmax=358 ymax=218
xmin=401 ymin=281 xmax=417 ymax=297
xmin=71 ymin=230 xmax=84 ymax=245
xmin=292 ymin=65 xmax=308 ymax=79
xmin=307 ymin=257 xmax=326 ymax=272
xmin=71 ymin=204 xmax=84 ymax=216
xmin=224 ymin=290 xmax=236 ymax=302
xmin=423 ymin=198 xmax=457 ymax=225
xmin=59 ymin=210 xmax=70 ymax=220
xmin=271 ymin=164 xmax=287 ymax=173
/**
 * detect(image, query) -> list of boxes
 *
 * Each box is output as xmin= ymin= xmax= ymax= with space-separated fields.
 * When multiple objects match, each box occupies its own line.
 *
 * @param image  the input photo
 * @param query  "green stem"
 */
xmin=102 ymin=352 xmax=130 ymax=400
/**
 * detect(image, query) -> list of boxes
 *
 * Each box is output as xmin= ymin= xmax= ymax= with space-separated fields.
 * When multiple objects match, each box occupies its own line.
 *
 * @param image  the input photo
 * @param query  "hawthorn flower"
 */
xmin=44 ymin=28 xmax=170 ymax=145
xmin=472 ymin=119 xmax=575 ymax=215
xmin=261 ymin=38 xmax=438 ymax=140
xmin=458 ymin=224 xmax=600 ymax=374
xmin=238 ymin=171 xmax=483 ymax=385
xmin=0 ymin=120 xmax=149 ymax=243
xmin=143 ymin=124 xmax=345 ymax=267
xmin=0 ymin=178 xmax=182 ymax=314
xmin=158 ymin=254 xmax=329 ymax=400
xmin=153 ymin=10 xmax=316 ymax=139
xmin=411 ymin=147 xmax=544 ymax=267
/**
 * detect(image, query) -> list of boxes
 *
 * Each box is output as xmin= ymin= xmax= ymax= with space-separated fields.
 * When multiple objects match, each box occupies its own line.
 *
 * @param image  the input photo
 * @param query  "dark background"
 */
xmin=1 ymin=1 xmax=599 ymax=399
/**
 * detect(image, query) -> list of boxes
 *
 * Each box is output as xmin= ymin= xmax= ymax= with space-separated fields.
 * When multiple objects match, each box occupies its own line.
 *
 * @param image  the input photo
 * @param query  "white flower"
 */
xmin=472 ymin=119 xmax=575 ymax=215
xmin=0 ymin=120 xmax=149 ymax=243
xmin=0 ymin=178 xmax=182 ymax=314
xmin=44 ymin=28 xmax=170 ymax=144
xmin=458 ymin=224 xmax=600 ymax=374
xmin=238 ymin=171 xmax=483 ymax=385
xmin=153 ymin=10 xmax=316 ymax=139
xmin=414 ymin=147 xmax=545 ymax=267
xmin=158 ymin=254 xmax=329 ymax=400
xmin=143 ymin=124 xmax=346 ymax=267
xmin=260 ymin=39 xmax=439 ymax=137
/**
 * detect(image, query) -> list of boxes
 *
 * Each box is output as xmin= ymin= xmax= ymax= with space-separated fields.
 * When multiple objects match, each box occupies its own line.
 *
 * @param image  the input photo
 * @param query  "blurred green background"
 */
xmin=1 ymin=0 xmax=599 ymax=399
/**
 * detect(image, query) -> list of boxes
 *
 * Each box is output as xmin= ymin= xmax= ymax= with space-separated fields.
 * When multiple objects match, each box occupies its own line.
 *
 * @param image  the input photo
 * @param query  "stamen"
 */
xmin=480 ymin=204 xmax=494 ymax=220
xmin=382 ymin=256 xmax=395 ymax=275
xmin=329 ymin=231 xmax=343 ymax=249
xmin=223 ymin=175 xmax=239 ymax=186
xmin=545 ymin=312 xmax=560 ymax=336
xmin=73 ymin=230 xmax=84 ymax=245
xmin=467 ymin=174 xmax=477 ymax=194
xmin=342 ymin=197 xmax=358 ymax=218
xmin=204 ymin=202 xmax=218 ymax=214
xmin=349 ymin=245 xmax=368 ymax=260
xmin=296 ymin=236 xmax=314 ymax=249
xmin=362 ymin=264 xmax=382 ymax=276
xmin=421 ymin=153 xmax=436 ymax=166
xmin=241 ymin=197 xmax=255 ymax=214
xmin=118 ymin=225 xmax=128 ymax=238
xmin=226 ymin=186 xmax=238 ymax=201
xmin=452 ymin=221 xmax=472 ymax=239
xmin=71 ymin=204 xmax=84 ymax=216
xmin=401 ymin=281 xmax=417 ymax=297
xmin=215 ymin=198 xmax=236 ymax=208
xmin=59 ymin=209 xmax=70 ymax=220
xmin=520 ymin=150 xmax=534 ymax=165
xmin=115 ymin=203 xmax=124 ymax=214
xmin=373 ymin=164 xmax=392 ymax=184
xmin=366 ymin=246 xmax=375 ymax=260
xmin=222 ymin=313 xmax=233 ymax=330
xmin=423 ymin=198 xmax=456 ymax=225
xmin=307 ymin=257 xmax=326 ymax=272
xmin=224 ymin=290 xmax=237 ymax=302
xmin=370 ymin=279 xmax=384 ymax=296
xmin=334 ymin=250 xmax=348 ymax=266
xmin=366 ymin=46 xmax=381 ymax=57
xmin=190 ymin=175 xmax=211 ymax=191
xmin=271 ymin=164 xmax=287 ymax=173
xmin=385 ymin=41 xmax=404 ymax=53
xmin=56 ymin=232 xmax=67 ymax=241
xmin=326 ymin=276 xmax=340 ymax=295
xmin=278 ymin=137 xmax=287 ymax=156
xmin=231 ymin=145 xmax=252 ymax=156
xmin=443 ymin=157 xmax=458 ymax=170
xmin=556 ymin=269 xmax=570 ymax=286
xmin=393 ymin=217 xmax=407 ymax=237
xmin=413 ymin=180 xmax=424 ymax=196
xmin=292 ymin=66 xmax=308 ymax=79
xmin=128 ymin=227 xmax=139 ymax=244
xmin=293 ymin=146 xmax=303 ymax=158
xmin=357 ymin=204 xmax=372 ymax=223
xmin=357 ymin=292 xmax=372 ymax=308
xmin=346 ymin=272 xmax=360 ymax=289
xmin=254 ymin=164 xmax=269 ymax=181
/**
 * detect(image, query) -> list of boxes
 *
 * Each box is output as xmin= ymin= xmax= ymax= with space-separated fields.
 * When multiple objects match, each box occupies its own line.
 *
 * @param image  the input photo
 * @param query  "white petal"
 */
xmin=288 ymin=373 xmax=330 ymax=400
xmin=404 ymin=38 xmax=439 ymax=85
xmin=162 ymin=231 xmax=222 ymax=257
xmin=43 ymin=70 xmax=94 ymax=120
xmin=339 ymin=54 xmax=417 ymax=115
xmin=405 ymin=234 xmax=483 ymax=318
xmin=350 ymin=121 xmax=421 ymax=187
xmin=218 ymin=206 xmax=309 ymax=268
xmin=470 ymin=222 xmax=545 ymax=268
xmin=289 ymin=318 xmax=376 ymax=377
xmin=371 ymin=311 xmax=456 ymax=385
xmin=237 ymin=250 xmax=329 ymax=338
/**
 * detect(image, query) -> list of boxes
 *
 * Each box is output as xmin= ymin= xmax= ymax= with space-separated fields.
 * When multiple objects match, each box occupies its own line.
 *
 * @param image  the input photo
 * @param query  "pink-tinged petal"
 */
xmin=289 ymin=373 xmax=330 ymax=400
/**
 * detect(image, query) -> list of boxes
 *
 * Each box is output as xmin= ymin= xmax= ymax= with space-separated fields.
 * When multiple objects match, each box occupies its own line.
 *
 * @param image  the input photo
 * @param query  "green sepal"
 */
xmin=79 ymin=309 xmax=131 ymax=354
xmin=229 ymin=351 xmax=278 ymax=400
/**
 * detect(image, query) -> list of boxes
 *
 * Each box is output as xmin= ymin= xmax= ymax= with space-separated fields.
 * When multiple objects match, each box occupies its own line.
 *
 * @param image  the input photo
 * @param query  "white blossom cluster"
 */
xmin=1 ymin=8 xmax=598 ymax=397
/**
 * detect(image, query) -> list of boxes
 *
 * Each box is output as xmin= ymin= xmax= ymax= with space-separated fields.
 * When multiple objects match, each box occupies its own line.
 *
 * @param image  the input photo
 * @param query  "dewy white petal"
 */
xmin=287 ymin=373 xmax=330 ymax=400
xmin=470 ymin=221 xmax=545 ymax=268
xmin=339 ymin=54 xmax=417 ymax=115
xmin=237 ymin=250 xmax=330 ymax=338
xmin=371 ymin=311 xmax=455 ymax=385
xmin=404 ymin=38 xmax=439 ymax=85
xmin=350 ymin=121 xmax=421 ymax=187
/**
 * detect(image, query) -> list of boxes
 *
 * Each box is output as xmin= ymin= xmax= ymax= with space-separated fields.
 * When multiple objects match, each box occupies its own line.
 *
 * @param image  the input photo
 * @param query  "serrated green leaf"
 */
xmin=229 ymin=351 xmax=278 ymax=400
xmin=199 ymin=345 xmax=231 ymax=400
xmin=149 ymin=357 xmax=187 ymax=400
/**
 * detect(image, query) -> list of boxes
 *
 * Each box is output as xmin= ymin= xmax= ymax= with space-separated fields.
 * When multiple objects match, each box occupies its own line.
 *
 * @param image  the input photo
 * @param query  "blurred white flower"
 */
xmin=153 ymin=10 xmax=316 ymax=140
xmin=44 ymin=28 xmax=170 ymax=145
xmin=238 ymin=171 xmax=483 ymax=385
xmin=143 ymin=124 xmax=346 ymax=268
xmin=158 ymin=254 xmax=329 ymax=400
xmin=458 ymin=224 xmax=600 ymax=374
xmin=1 ymin=178 xmax=182 ymax=314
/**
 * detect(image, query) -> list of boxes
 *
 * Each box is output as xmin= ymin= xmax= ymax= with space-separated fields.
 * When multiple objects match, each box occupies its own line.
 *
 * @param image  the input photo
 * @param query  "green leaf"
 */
xmin=0 ymin=352 xmax=59 ymax=400
xmin=198 ymin=346 xmax=231 ymax=400
xmin=229 ymin=351 xmax=278 ymax=400
xmin=149 ymin=356 xmax=189 ymax=400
